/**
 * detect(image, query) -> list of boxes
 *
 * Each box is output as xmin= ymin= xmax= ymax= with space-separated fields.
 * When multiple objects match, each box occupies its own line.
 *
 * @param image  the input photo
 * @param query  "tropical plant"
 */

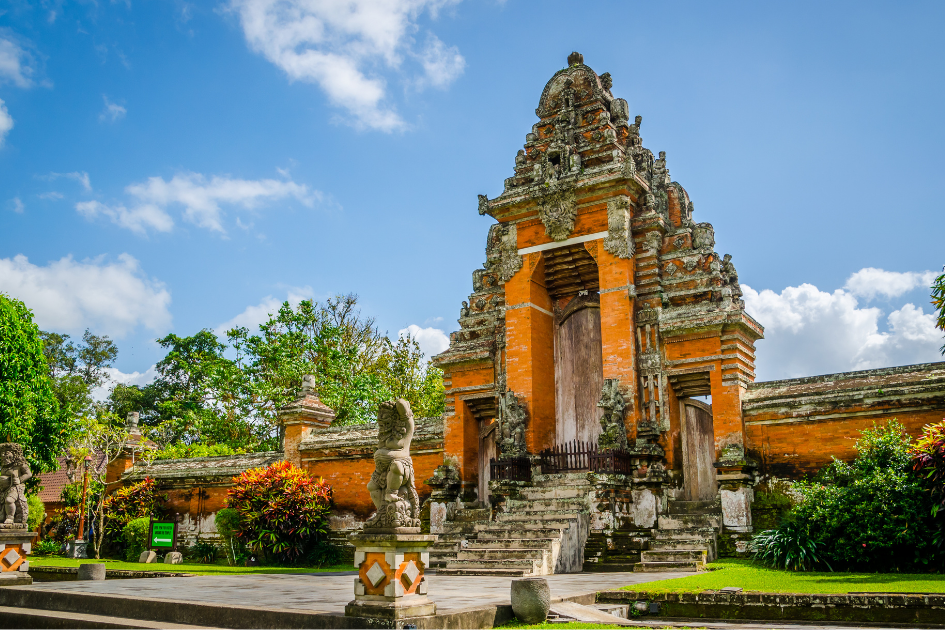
xmin=0 ymin=293 xmax=68 ymax=490
xmin=103 ymin=477 xmax=167 ymax=545
xmin=225 ymin=461 xmax=332 ymax=565
xmin=189 ymin=538 xmax=218 ymax=564
xmin=121 ymin=516 xmax=151 ymax=562
xmin=911 ymin=418 xmax=945 ymax=547
xmin=931 ymin=266 xmax=945 ymax=354
xmin=749 ymin=519 xmax=831 ymax=572
xmin=153 ymin=443 xmax=247 ymax=461
xmin=30 ymin=539 xmax=63 ymax=556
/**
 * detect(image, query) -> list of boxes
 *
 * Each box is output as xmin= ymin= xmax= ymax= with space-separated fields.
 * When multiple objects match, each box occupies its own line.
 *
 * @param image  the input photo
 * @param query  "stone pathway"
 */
xmin=24 ymin=570 xmax=688 ymax=614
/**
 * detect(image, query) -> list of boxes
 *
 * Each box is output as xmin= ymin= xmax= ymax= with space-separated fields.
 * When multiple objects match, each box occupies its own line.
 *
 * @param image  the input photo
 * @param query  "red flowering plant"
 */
xmin=226 ymin=461 xmax=333 ymax=565
xmin=911 ymin=419 xmax=945 ymax=545
xmin=102 ymin=477 xmax=169 ymax=552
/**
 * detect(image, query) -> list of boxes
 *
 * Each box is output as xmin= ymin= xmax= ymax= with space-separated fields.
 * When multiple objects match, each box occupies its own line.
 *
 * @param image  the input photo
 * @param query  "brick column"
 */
xmin=504 ymin=252 xmax=556 ymax=454
xmin=280 ymin=376 xmax=336 ymax=467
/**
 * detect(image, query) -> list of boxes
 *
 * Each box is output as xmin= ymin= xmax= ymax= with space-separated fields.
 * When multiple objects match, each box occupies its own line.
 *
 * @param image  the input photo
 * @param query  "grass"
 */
xmin=28 ymin=556 xmax=354 ymax=576
xmin=621 ymin=559 xmax=945 ymax=594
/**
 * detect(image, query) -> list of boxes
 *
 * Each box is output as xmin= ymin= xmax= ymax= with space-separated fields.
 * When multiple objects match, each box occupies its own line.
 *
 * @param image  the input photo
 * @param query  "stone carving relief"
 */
xmin=0 ymin=443 xmax=32 ymax=527
xmin=610 ymin=98 xmax=629 ymax=126
xmin=692 ymin=222 xmax=715 ymax=251
xmin=478 ymin=194 xmax=490 ymax=216
xmin=365 ymin=399 xmax=421 ymax=531
xmin=537 ymin=184 xmax=577 ymax=242
xmin=494 ymin=224 xmax=523 ymax=283
xmin=603 ymin=196 xmax=634 ymax=259
xmin=720 ymin=254 xmax=744 ymax=305
xmin=597 ymin=379 xmax=628 ymax=451
xmin=644 ymin=231 xmax=662 ymax=255
xmin=498 ymin=391 xmax=528 ymax=458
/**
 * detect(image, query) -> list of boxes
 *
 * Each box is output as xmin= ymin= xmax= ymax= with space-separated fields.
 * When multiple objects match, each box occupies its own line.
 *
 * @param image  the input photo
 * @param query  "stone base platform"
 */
xmin=0 ymin=570 xmax=683 ymax=628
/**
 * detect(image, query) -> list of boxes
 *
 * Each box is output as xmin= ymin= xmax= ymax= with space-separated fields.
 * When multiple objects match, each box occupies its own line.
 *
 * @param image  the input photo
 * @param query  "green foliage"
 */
xmin=304 ymin=541 xmax=342 ymax=568
xmin=103 ymin=477 xmax=167 ymax=544
xmin=153 ymin=443 xmax=246 ymax=460
xmin=121 ymin=517 xmax=150 ymax=562
xmin=751 ymin=480 xmax=796 ymax=531
xmin=911 ymin=418 xmax=945 ymax=547
xmin=931 ymin=267 xmax=945 ymax=353
xmin=31 ymin=539 xmax=63 ymax=557
xmin=0 ymin=293 xmax=67 ymax=489
xmin=27 ymin=494 xmax=45 ymax=532
xmin=750 ymin=520 xmax=831 ymax=571
xmin=41 ymin=329 xmax=118 ymax=420
xmin=188 ymin=538 xmax=219 ymax=564
xmin=226 ymin=460 xmax=332 ymax=565
xmin=214 ymin=507 xmax=247 ymax=566
xmin=758 ymin=421 xmax=943 ymax=572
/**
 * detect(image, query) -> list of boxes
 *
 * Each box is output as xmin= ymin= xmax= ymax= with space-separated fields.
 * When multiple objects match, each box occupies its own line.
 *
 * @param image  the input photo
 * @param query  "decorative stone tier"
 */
xmin=0 ymin=528 xmax=37 ymax=581
xmin=346 ymin=532 xmax=437 ymax=621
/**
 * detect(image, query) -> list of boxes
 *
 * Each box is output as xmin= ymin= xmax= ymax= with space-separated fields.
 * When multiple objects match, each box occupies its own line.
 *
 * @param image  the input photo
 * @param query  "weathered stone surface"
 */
xmin=163 ymin=552 xmax=183 ymax=565
xmin=77 ymin=564 xmax=106 ymax=581
xmin=364 ymin=400 xmax=421 ymax=532
xmin=511 ymin=577 xmax=550 ymax=623
xmin=139 ymin=550 xmax=157 ymax=564
xmin=0 ymin=443 xmax=32 ymax=526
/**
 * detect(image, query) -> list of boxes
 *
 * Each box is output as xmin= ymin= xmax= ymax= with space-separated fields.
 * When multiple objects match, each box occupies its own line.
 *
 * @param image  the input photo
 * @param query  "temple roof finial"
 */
xmin=567 ymin=51 xmax=583 ymax=66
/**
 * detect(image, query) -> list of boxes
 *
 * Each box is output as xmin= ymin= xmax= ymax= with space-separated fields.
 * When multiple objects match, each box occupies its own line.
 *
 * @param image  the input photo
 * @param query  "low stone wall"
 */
xmin=29 ymin=566 xmax=195 ymax=582
xmin=744 ymin=362 xmax=945 ymax=478
xmin=601 ymin=590 xmax=945 ymax=625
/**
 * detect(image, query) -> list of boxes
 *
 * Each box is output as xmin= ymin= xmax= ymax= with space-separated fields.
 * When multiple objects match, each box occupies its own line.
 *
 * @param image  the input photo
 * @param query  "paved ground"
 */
xmin=24 ymin=570 xmax=688 ymax=614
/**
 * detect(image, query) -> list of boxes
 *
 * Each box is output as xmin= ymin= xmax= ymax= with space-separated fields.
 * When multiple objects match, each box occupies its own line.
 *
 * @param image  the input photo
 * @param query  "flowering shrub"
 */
xmin=102 ymin=477 xmax=168 ymax=547
xmin=226 ymin=461 xmax=332 ymax=565
xmin=912 ymin=418 xmax=945 ymax=547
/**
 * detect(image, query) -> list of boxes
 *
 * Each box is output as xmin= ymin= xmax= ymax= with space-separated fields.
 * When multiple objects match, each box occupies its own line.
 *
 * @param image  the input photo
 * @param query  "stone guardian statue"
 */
xmin=0 ymin=443 xmax=32 ymax=527
xmin=364 ymin=399 xmax=421 ymax=531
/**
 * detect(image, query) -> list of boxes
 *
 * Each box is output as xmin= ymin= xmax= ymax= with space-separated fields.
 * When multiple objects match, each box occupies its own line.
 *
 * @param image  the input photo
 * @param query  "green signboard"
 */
xmin=150 ymin=522 xmax=176 ymax=549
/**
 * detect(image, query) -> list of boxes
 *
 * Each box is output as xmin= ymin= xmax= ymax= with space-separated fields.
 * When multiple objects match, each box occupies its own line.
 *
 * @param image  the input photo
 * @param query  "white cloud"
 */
xmin=91 ymin=365 xmax=159 ymax=402
xmin=0 ymin=34 xmax=35 ymax=88
xmin=45 ymin=171 xmax=92 ymax=192
xmin=227 ymin=0 xmax=464 ymax=131
xmin=0 ymin=254 xmax=172 ymax=338
xmin=76 ymin=200 xmax=175 ymax=235
xmin=843 ymin=267 xmax=937 ymax=301
xmin=399 ymin=324 xmax=449 ymax=360
xmin=77 ymin=171 xmax=317 ymax=235
xmin=38 ymin=191 xmax=64 ymax=200
xmin=214 ymin=287 xmax=314 ymax=335
xmin=744 ymin=271 xmax=943 ymax=380
xmin=99 ymin=95 xmax=127 ymax=122
xmin=9 ymin=197 xmax=24 ymax=213
xmin=0 ymin=98 xmax=12 ymax=147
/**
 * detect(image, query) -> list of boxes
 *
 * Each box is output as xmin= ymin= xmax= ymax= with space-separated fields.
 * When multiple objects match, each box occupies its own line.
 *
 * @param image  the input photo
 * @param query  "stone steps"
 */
xmin=456 ymin=548 xmax=547 ymax=561
xmin=641 ymin=549 xmax=707 ymax=563
xmin=504 ymin=498 xmax=587 ymax=511
xmin=474 ymin=525 xmax=565 ymax=538
xmin=467 ymin=538 xmax=557 ymax=550
xmin=520 ymin=486 xmax=589 ymax=500
xmin=634 ymin=560 xmax=704 ymax=572
xmin=0 ymin=606 xmax=206 ymax=629
xmin=436 ymin=566 xmax=532 ymax=577
xmin=495 ymin=511 xmax=584 ymax=523
xmin=442 ymin=558 xmax=542 ymax=572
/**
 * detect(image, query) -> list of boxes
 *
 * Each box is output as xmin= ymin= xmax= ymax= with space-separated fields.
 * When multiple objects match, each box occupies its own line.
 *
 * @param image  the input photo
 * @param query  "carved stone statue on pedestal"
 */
xmin=0 ymin=443 xmax=31 ymax=527
xmin=0 ymin=442 xmax=37 ymax=583
xmin=346 ymin=399 xmax=436 ymax=622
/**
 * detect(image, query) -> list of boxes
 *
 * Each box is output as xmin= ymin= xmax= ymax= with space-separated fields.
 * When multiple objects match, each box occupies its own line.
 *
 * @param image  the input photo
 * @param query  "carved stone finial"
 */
xmin=364 ymin=399 xmax=421 ymax=532
xmin=0 ymin=442 xmax=31 ymax=528
xmin=301 ymin=374 xmax=317 ymax=396
xmin=478 ymin=194 xmax=490 ymax=216
xmin=567 ymin=51 xmax=584 ymax=66
xmin=600 ymin=72 xmax=613 ymax=91
xmin=125 ymin=412 xmax=140 ymax=434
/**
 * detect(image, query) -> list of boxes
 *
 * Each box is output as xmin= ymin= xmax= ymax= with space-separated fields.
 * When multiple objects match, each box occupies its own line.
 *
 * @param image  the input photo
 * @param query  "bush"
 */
xmin=214 ymin=508 xmax=246 ymax=566
xmin=102 ymin=478 xmax=167 ymax=551
xmin=27 ymin=495 xmax=45 ymax=532
xmin=753 ymin=421 xmax=944 ymax=572
xmin=912 ymin=418 xmax=945 ymax=548
xmin=749 ymin=519 xmax=831 ymax=571
xmin=189 ymin=538 xmax=218 ymax=564
xmin=31 ymin=539 xmax=63 ymax=557
xmin=121 ymin=517 xmax=150 ymax=562
xmin=226 ymin=461 xmax=332 ymax=565
xmin=305 ymin=541 xmax=342 ymax=568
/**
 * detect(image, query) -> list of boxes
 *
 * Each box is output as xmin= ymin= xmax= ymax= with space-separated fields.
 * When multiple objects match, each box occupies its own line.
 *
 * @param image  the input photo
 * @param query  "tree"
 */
xmin=41 ymin=329 xmax=118 ymax=419
xmin=0 ymin=294 xmax=67 ymax=489
xmin=67 ymin=414 xmax=129 ymax=559
xmin=932 ymin=266 xmax=945 ymax=354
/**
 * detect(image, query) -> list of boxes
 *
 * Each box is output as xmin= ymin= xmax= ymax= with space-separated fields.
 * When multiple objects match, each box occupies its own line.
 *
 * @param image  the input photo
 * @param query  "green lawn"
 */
xmin=623 ymin=559 xmax=945 ymax=594
xmin=28 ymin=556 xmax=354 ymax=575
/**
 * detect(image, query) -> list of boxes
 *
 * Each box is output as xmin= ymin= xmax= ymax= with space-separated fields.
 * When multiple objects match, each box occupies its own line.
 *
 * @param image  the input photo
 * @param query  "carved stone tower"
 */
xmin=434 ymin=52 xmax=763 ymax=507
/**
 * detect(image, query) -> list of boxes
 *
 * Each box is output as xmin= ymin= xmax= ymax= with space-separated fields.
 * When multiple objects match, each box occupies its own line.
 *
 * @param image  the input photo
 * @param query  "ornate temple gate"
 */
xmin=554 ymin=293 xmax=604 ymax=445
xmin=680 ymin=399 xmax=716 ymax=501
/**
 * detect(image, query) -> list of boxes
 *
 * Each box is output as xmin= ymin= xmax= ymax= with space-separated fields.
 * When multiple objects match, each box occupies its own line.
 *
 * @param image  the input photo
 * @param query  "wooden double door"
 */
xmin=680 ymin=399 xmax=717 ymax=501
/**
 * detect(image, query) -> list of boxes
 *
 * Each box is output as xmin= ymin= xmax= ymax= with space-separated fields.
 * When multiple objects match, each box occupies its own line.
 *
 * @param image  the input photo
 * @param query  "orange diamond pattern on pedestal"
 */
xmin=365 ymin=561 xmax=386 ymax=587
xmin=0 ymin=547 xmax=23 ymax=572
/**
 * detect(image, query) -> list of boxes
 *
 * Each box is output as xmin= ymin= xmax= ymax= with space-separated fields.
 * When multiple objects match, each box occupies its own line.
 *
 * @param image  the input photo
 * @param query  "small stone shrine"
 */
xmin=0 ymin=442 xmax=37 ymax=584
xmin=346 ymin=399 xmax=437 ymax=622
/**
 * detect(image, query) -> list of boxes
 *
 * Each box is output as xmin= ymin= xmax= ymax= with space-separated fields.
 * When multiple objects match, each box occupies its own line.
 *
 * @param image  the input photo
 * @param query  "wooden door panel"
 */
xmin=682 ymin=402 xmax=716 ymax=501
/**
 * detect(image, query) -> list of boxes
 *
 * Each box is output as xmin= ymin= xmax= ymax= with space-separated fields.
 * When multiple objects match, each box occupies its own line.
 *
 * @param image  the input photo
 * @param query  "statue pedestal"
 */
xmin=0 ymin=527 xmax=37 ymax=579
xmin=345 ymin=531 xmax=437 ymax=622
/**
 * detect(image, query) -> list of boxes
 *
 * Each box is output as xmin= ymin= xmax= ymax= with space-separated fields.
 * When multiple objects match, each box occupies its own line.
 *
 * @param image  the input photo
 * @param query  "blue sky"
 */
xmin=1 ymin=0 xmax=942 ymax=388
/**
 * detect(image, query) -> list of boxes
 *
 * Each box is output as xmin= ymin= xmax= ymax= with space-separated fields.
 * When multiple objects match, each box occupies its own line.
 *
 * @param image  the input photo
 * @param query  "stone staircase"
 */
xmin=438 ymin=472 xmax=591 ymax=576
xmin=635 ymin=499 xmax=720 ymax=572
xmin=428 ymin=502 xmax=490 ymax=569
xmin=582 ymin=530 xmax=647 ymax=572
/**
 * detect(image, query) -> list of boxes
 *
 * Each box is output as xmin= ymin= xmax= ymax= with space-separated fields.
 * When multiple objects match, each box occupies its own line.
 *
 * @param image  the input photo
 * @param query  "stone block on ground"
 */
xmin=511 ymin=577 xmax=550 ymax=624
xmin=77 ymin=563 xmax=106 ymax=581
xmin=163 ymin=552 xmax=183 ymax=565
xmin=139 ymin=550 xmax=157 ymax=563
